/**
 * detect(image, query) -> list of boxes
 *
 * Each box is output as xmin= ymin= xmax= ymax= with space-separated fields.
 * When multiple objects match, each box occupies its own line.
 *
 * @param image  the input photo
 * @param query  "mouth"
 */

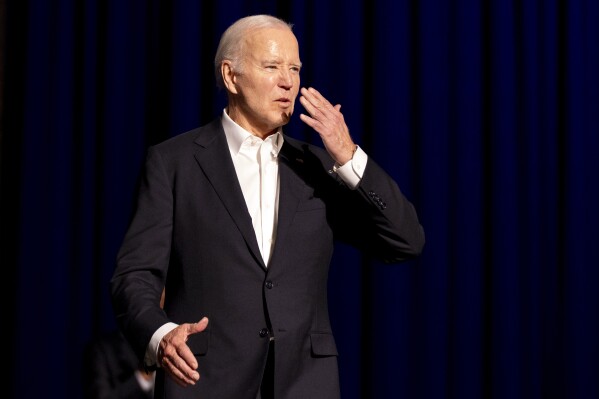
xmin=275 ymin=98 xmax=292 ymax=107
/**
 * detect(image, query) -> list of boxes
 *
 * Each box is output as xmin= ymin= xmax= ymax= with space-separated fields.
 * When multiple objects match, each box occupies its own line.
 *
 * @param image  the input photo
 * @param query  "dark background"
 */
xmin=1 ymin=1 xmax=598 ymax=398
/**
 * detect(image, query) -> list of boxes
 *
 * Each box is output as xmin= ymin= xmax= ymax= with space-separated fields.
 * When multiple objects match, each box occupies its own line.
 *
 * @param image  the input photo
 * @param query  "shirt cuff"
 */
xmin=144 ymin=322 xmax=178 ymax=367
xmin=333 ymin=146 xmax=368 ymax=189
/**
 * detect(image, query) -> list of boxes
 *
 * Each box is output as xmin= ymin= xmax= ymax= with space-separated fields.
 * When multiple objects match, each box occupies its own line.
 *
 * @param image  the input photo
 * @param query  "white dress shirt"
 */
xmin=221 ymin=109 xmax=283 ymax=266
xmin=145 ymin=109 xmax=368 ymax=366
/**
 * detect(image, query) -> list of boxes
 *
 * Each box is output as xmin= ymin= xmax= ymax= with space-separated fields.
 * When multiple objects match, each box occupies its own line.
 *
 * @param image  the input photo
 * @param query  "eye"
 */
xmin=290 ymin=66 xmax=301 ymax=73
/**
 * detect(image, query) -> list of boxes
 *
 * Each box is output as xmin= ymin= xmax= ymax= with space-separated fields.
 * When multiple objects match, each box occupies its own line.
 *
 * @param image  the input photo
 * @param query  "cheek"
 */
xmin=292 ymin=78 xmax=300 ymax=95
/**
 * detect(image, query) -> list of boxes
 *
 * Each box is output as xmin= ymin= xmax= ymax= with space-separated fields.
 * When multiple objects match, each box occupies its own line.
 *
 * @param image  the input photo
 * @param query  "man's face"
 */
xmin=230 ymin=27 xmax=301 ymax=136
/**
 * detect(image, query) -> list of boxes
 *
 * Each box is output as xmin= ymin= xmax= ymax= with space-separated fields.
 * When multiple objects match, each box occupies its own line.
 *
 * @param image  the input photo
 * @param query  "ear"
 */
xmin=221 ymin=61 xmax=239 ymax=94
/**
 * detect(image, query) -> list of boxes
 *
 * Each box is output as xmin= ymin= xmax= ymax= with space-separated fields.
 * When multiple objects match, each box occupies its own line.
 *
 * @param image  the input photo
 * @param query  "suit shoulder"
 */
xmin=282 ymin=135 xmax=332 ymax=164
xmin=151 ymin=118 xmax=222 ymax=154
xmin=283 ymin=135 xmax=324 ymax=152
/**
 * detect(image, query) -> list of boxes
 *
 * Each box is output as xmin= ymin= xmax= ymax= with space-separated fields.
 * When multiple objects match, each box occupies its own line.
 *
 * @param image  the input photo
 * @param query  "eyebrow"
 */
xmin=264 ymin=59 xmax=303 ymax=68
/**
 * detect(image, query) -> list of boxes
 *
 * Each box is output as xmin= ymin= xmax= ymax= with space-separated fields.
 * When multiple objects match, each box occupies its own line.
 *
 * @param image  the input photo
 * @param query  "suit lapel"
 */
xmin=192 ymin=120 xmax=265 ymax=269
xmin=270 ymin=140 xmax=309 ymax=268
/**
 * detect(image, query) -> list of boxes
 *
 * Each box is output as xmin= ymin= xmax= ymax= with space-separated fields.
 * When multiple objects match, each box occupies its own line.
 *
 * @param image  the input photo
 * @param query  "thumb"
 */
xmin=334 ymin=104 xmax=342 ymax=111
xmin=188 ymin=317 xmax=209 ymax=335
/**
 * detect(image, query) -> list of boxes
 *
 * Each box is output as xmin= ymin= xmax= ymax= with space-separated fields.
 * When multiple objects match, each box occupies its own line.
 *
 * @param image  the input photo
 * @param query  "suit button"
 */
xmin=265 ymin=281 xmax=273 ymax=289
xmin=259 ymin=328 xmax=269 ymax=338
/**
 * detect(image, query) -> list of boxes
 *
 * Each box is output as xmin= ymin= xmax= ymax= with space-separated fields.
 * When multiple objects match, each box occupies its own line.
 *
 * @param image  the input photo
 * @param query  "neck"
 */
xmin=225 ymin=106 xmax=278 ymax=139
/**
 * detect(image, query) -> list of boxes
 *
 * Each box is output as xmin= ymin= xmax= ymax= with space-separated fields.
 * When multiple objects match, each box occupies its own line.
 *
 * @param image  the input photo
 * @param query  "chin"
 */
xmin=279 ymin=111 xmax=293 ymax=124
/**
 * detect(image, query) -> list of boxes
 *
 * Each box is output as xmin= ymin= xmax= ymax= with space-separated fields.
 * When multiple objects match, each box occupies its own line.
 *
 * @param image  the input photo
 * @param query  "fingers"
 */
xmin=299 ymin=87 xmax=355 ymax=165
xmin=159 ymin=318 xmax=209 ymax=387
xmin=179 ymin=318 xmax=209 ymax=370
xmin=161 ymin=350 xmax=200 ymax=387
xmin=300 ymin=87 xmax=340 ymax=114
xmin=299 ymin=87 xmax=333 ymax=116
xmin=298 ymin=87 xmax=338 ymax=129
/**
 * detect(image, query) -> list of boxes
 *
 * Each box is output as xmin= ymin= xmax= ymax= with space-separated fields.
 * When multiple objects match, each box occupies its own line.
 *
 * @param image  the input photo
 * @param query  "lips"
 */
xmin=275 ymin=98 xmax=292 ymax=108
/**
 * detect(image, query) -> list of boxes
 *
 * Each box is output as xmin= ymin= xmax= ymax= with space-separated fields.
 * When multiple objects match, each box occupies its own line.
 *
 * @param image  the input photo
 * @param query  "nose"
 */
xmin=279 ymin=69 xmax=293 ymax=90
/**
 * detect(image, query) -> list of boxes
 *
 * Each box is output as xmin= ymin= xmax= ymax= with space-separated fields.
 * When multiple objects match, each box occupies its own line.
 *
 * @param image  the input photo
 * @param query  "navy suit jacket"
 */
xmin=111 ymin=118 xmax=424 ymax=398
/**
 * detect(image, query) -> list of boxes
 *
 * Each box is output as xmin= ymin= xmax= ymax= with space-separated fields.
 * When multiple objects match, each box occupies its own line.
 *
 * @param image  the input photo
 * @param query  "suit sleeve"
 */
xmin=330 ymin=155 xmax=425 ymax=263
xmin=110 ymin=146 xmax=173 ymax=360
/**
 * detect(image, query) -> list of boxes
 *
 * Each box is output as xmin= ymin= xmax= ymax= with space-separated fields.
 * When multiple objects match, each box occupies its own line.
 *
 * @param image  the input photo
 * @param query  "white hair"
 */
xmin=214 ymin=15 xmax=294 ymax=89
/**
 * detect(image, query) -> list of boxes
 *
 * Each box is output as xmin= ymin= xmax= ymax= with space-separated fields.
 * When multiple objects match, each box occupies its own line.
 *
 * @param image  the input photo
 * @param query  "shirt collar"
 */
xmin=221 ymin=109 xmax=284 ymax=157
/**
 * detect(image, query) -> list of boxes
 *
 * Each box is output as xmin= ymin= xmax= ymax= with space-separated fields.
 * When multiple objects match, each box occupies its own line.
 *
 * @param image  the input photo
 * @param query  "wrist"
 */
xmin=350 ymin=144 xmax=358 ymax=158
xmin=338 ymin=144 xmax=358 ymax=166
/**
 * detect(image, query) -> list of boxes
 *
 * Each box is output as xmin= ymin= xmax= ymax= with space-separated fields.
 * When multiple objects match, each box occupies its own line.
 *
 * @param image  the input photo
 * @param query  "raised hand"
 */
xmin=299 ymin=87 xmax=356 ymax=165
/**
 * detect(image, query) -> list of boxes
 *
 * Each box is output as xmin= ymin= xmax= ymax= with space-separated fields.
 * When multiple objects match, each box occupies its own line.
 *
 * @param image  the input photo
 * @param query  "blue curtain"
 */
xmin=2 ymin=0 xmax=598 ymax=398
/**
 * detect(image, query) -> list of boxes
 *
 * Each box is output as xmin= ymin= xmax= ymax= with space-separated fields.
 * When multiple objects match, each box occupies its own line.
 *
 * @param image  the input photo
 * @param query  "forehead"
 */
xmin=243 ymin=27 xmax=300 ymax=59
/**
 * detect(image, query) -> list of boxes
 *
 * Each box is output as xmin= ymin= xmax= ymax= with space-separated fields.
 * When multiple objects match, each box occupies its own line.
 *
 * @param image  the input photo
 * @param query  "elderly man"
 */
xmin=111 ymin=14 xmax=424 ymax=399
